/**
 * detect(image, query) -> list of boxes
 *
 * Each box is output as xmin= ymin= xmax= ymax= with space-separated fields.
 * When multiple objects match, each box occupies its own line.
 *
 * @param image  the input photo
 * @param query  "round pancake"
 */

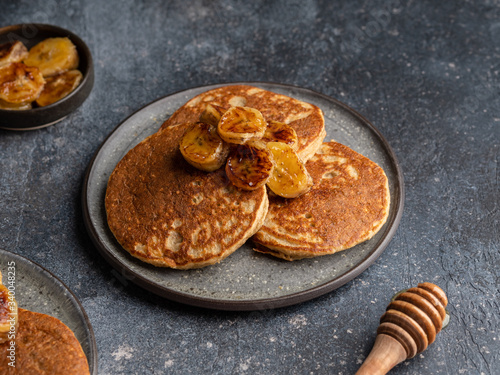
xmin=0 ymin=308 xmax=89 ymax=374
xmin=160 ymin=85 xmax=326 ymax=161
xmin=252 ymin=142 xmax=390 ymax=260
xmin=105 ymin=123 xmax=269 ymax=269
xmin=0 ymin=274 xmax=18 ymax=345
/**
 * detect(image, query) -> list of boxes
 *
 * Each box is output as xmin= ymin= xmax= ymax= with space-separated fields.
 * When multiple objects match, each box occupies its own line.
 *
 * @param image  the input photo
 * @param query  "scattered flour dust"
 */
xmin=239 ymin=357 xmax=253 ymax=372
xmin=289 ymin=314 xmax=308 ymax=327
xmin=111 ymin=344 xmax=134 ymax=361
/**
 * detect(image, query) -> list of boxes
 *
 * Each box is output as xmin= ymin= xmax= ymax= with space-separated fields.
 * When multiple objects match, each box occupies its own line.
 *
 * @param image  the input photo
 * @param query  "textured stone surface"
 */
xmin=1 ymin=1 xmax=499 ymax=374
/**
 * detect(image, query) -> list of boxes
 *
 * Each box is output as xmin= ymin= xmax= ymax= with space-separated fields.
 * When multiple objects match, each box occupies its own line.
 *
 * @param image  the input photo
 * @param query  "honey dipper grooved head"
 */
xmin=356 ymin=283 xmax=449 ymax=375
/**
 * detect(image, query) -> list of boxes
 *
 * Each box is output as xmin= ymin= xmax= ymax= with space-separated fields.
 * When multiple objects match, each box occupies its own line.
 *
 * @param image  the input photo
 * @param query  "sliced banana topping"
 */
xmin=36 ymin=69 xmax=83 ymax=107
xmin=0 ymin=41 xmax=29 ymax=68
xmin=199 ymin=103 xmax=226 ymax=127
xmin=0 ymin=98 xmax=32 ymax=110
xmin=178 ymin=104 xmax=316 ymax=198
xmin=24 ymin=37 xmax=79 ymax=77
xmin=0 ymin=271 xmax=18 ymax=344
xmin=0 ymin=62 xmax=45 ymax=104
xmin=218 ymin=106 xmax=267 ymax=144
xmin=180 ymin=122 xmax=230 ymax=172
xmin=262 ymin=120 xmax=298 ymax=149
xmin=225 ymin=140 xmax=274 ymax=191
xmin=266 ymin=141 xmax=313 ymax=198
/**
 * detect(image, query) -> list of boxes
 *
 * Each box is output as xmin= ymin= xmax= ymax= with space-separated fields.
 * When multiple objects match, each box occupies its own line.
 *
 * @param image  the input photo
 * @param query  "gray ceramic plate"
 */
xmin=82 ymin=82 xmax=404 ymax=311
xmin=0 ymin=248 xmax=97 ymax=373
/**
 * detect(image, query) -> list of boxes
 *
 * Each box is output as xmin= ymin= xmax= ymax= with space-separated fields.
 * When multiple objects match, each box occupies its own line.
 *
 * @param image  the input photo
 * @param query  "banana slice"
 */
xmin=180 ymin=122 xmax=230 ymax=172
xmin=0 ymin=271 xmax=18 ymax=344
xmin=0 ymin=62 xmax=45 ymax=104
xmin=262 ymin=120 xmax=299 ymax=149
xmin=0 ymin=40 xmax=29 ymax=67
xmin=266 ymin=141 xmax=313 ymax=198
xmin=225 ymin=140 xmax=274 ymax=190
xmin=24 ymin=37 xmax=79 ymax=77
xmin=36 ymin=69 xmax=82 ymax=107
xmin=217 ymin=106 xmax=267 ymax=144
xmin=0 ymin=98 xmax=32 ymax=110
xmin=199 ymin=104 xmax=226 ymax=127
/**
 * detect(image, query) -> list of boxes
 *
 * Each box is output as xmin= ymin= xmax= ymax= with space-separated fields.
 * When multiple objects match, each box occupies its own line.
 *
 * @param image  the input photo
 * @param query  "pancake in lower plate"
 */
xmin=160 ymin=84 xmax=326 ymax=161
xmin=0 ymin=308 xmax=89 ymax=375
xmin=252 ymin=141 xmax=390 ymax=260
xmin=105 ymin=123 xmax=268 ymax=269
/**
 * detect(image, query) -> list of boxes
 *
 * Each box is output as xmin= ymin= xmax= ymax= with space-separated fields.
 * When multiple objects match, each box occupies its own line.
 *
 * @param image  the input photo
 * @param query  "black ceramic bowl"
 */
xmin=0 ymin=24 xmax=94 ymax=130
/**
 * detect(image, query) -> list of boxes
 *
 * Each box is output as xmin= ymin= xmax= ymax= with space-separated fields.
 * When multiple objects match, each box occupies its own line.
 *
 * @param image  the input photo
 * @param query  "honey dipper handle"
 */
xmin=356 ymin=334 xmax=408 ymax=375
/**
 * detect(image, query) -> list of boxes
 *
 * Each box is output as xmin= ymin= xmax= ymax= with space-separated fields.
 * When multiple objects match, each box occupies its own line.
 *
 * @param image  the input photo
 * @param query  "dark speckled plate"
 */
xmin=0 ymin=24 xmax=94 ymax=131
xmin=82 ymin=82 xmax=404 ymax=311
xmin=0 ymin=248 xmax=98 ymax=374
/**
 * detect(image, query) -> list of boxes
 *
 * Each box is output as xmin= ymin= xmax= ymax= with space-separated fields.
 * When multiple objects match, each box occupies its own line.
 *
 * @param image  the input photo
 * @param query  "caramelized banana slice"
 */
xmin=0 ymin=40 xmax=29 ymax=67
xmin=180 ymin=122 xmax=230 ymax=172
xmin=262 ymin=120 xmax=299 ymax=149
xmin=36 ymin=69 xmax=82 ymax=107
xmin=0 ymin=62 xmax=45 ymax=104
xmin=0 ymin=98 xmax=32 ymax=110
xmin=199 ymin=104 xmax=226 ymax=127
xmin=24 ymin=37 xmax=79 ymax=77
xmin=225 ymin=140 xmax=274 ymax=190
xmin=0 ymin=271 xmax=18 ymax=344
xmin=266 ymin=142 xmax=313 ymax=198
xmin=218 ymin=106 xmax=267 ymax=144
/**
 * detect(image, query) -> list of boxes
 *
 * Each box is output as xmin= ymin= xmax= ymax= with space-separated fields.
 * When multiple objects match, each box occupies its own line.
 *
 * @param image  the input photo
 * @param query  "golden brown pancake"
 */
xmin=105 ymin=123 xmax=268 ymax=269
xmin=160 ymin=85 xmax=326 ymax=161
xmin=0 ymin=308 xmax=89 ymax=374
xmin=252 ymin=141 xmax=390 ymax=260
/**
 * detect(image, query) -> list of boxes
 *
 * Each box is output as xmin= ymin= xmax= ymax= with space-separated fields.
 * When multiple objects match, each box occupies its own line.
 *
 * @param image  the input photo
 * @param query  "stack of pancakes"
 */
xmin=105 ymin=85 xmax=390 ymax=269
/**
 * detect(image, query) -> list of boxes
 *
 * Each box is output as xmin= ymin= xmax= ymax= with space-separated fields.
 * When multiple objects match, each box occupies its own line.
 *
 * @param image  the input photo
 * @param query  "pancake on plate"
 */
xmin=160 ymin=84 xmax=326 ymax=161
xmin=252 ymin=141 xmax=390 ymax=260
xmin=105 ymin=123 xmax=269 ymax=269
xmin=0 ymin=308 xmax=89 ymax=375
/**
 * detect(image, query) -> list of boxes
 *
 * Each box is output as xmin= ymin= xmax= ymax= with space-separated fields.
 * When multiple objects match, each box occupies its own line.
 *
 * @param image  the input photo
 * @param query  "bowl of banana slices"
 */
xmin=0 ymin=24 xmax=94 ymax=130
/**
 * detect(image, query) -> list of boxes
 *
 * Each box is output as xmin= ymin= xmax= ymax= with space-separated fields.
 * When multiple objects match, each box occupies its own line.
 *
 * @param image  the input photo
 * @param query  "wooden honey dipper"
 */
xmin=356 ymin=282 xmax=449 ymax=375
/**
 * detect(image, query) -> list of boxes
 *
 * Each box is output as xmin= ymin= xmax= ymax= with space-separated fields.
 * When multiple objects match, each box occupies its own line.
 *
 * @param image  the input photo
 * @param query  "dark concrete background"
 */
xmin=1 ymin=1 xmax=498 ymax=374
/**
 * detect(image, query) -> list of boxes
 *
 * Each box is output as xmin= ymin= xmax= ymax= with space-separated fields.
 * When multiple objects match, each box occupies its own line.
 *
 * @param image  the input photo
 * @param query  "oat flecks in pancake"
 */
xmin=105 ymin=123 xmax=268 ymax=269
xmin=252 ymin=142 xmax=390 ymax=260
xmin=160 ymin=85 xmax=326 ymax=161
xmin=0 ymin=308 xmax=89 ymax=374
